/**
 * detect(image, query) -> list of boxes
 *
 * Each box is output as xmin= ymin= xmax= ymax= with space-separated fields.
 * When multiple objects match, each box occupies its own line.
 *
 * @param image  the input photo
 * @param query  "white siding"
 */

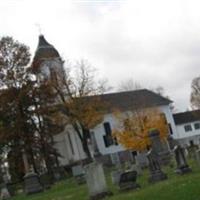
xmin=158 ymin=105 xmax=178 ymax=138
xmin=54 ymin=125 xmax=86 ymax=166
xmin=176 ymin=121 xmax=200 ymax=139
xmin=53 ymin=104 xmax=177 ymax=166
xmin=92 ymin=104 xmax=176 ymax=155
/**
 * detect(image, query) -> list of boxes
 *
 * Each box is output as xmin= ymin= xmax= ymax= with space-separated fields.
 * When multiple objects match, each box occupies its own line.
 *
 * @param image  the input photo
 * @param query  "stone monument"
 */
xmin=72 ymin=165 xmax=86 ymax=185
xmin=24 ymin=169 xmax=43 ymax=195
xmin=118 ymin=170 xmax=140 ymax=191
xmin=111 ymin=170 xmax=122 ymax=185
xmin=85 ymin=162 xmax=112 ymax=200
xmin=147 ymin=149 xmax=167 ymax=183
xmin=173 ymin=145 xmax=192 ymax=175
xmin=195 ymin=148 xmax=200 ymax=166
xmin=148 ymin=129 xmax=171 ymax=165
xmin=0 ymin=183 xmax=10 ymax=200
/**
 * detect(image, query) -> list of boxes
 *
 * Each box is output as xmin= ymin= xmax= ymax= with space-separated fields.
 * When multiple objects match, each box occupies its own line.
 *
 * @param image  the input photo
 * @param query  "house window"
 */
xmin=104 ymin=122 xmax=112 ymax=136
xmin=184 ymin=124 xmax=192 ymax=132
xmin=194 ymin=122 xmax=200 ymax=130
xmin=103 ymin=122 xmax=116 ymax=147
xmin=103 ymin=135 xmax=113 ymax=147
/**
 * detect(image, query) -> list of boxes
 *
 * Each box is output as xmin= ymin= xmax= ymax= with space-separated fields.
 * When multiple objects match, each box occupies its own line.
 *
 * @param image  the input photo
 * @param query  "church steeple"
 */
xmin=32 ymin=35 xmax=61 ymax=72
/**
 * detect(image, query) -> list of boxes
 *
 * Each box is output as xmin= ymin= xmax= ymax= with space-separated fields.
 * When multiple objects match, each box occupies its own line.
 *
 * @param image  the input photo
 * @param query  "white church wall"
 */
xmin=158 ymin=105 xmax=178 ymax=138
xmin=54 ymin=125 xmax=86 ymax=166
xmin=54 ymin=104 xmax=176 ymax=166
xmin=92 ymin=104 xmax=176 ymax=156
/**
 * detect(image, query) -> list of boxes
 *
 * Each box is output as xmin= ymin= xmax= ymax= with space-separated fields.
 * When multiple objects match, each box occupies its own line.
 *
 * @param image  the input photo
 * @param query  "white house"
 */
xmin=173 ymin=110 xmax=200 ymax=147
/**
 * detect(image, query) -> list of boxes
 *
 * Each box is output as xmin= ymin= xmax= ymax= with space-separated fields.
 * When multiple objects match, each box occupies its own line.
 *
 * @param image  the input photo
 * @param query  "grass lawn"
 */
xmin=10 ymin=160 xmax=200 ymax=200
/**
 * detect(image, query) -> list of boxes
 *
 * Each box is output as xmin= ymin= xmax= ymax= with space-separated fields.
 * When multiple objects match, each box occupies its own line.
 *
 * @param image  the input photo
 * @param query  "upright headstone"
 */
xmin=118 ymin=170 xmax=140 ymax=191
xmin=173 ymin=145 xmax=192 ymax=175
xmin=72 ymin=165 xmax=86 ymax=185
xmin=111 ymin=170 xmax=122 ymax=185
xmin=147 ymin=149 xmax=167 ymax=183
xmin=24 ymin=171 xmax=43 ymax=195
xmin=0 ymin=183 xmax=10 ymax=200
xmin=85 ymin=162 xmax=112 ymax=200
xmin=148 ymin=129 xmax=171 ymax=165
xmin=135 ymin=152 xmax=149 ymax=168
xmin=130 ymin=164 xmax=142 ymax=176
xmin=195 ymin=148 xmax=200 ymax=166
xmin=187 ymin=142 xmax=198 ymax=159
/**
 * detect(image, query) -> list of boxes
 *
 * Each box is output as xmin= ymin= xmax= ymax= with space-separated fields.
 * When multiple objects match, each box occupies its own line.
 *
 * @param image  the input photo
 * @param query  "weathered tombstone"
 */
xmin=5 ymin=183 xmax=15 ymax=197
xmin=72 ymin=165 xmax=86 ymax=184
xmin=85 ymin=162 xmax=112 ymax=200
xmin=135 ymin=152 xmax=149 ymax=168
xmin=2 ymin=174 xmax=14 ymax=197
xmin=39 ymin=172 xmax=52 ymax=189
xmin=173 ymin=145 xmax=192 ymax=175
xmin=0 ymin=183 xmax=10 ymax=200
xmin=111 ymin=153 xmax=121 ymax=166
xmin=24 ymin=171 xmax=43 ymax=195
xmin=110 ymin=152 xmax=122 ymax=185
xmin=118 ymin=170 xmax=140 ymax=191
xmin=187 ymin=141 xmax=198 ymax=159
xmin=111 ymin=170 xmax=122 ymax=185
xmin=195 ymin=149 xmax=200 ymax=166
xmin=130 ymin=164 xmax=142 ymax=176
xmin=52 ymin=167 xmax=63 ymax=181
xmin=148 ymin=129 xmax=171 ymax=165
xmin=147 ymin=149 xmax=167 ymax=183
xmin=167 ymin=135 xmax=176 ymax=150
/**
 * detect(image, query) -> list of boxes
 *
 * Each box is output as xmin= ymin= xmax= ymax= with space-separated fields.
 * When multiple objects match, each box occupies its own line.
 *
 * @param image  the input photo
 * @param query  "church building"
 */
xmin=31 ymin=35 xmax=179 ymax=167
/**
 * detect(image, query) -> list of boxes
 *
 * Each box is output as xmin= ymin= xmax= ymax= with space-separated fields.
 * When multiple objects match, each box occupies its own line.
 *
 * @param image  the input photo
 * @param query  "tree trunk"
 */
xmin=29 ymin=148 xmax=38 ymax=174
xmin=82 ymin=138 xmax=92 ymax=162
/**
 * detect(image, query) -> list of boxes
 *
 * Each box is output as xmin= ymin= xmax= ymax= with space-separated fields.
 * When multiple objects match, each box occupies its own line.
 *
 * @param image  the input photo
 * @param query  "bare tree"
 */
xmin=117 ymin=78 xmax=142 ymax=92
xmin=191 ymin=76 xmax=200 ymax=109
xmin=49 ymin=60 xmax=109 ymax=161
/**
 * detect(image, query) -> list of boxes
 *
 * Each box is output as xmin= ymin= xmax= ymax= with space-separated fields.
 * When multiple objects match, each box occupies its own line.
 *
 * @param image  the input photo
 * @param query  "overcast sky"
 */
xmin=1 ymin=0 xmax=200 ymax=112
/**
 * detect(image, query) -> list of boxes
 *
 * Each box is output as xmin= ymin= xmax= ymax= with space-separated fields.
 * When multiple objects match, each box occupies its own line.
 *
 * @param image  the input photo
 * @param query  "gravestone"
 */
xmin=118 ymin=170 xmax=140 ymax=191
xmin=148 ymin=129 xmax=171 ymax=165
xmin=111 ymin=170 xmax=121 ymax=185
xmin=85 ymin=162 xmax=112 ymax=200
xmin=24 ymin=171 xmax=43 ymax=195
xmin=130 ymin=164 xmax=142 ymax=176
xmin=111 ymin=153 xmax=121 ymax=166
xmin=52 ymin=167 xmax=66 ymax=182
xmin=0 ymin=183 xmax=10 ymax=200
xmin=135 ymin=152 xmax=149 ymax=168
xmin=40 ymin=172 xmax=52 ymax=189
xmin=195 ymin=149 xmax=200 ymax=166
xmin=72 ymin=165 xmax=86 ymax=184
xmin=173 ymin=145 xmax=192 ymax=175
xmin=167 ymin=135 xmax=176 ymax=150
xmin=187 ymin=142 xmax=198 ymax=159
xmin=147 ymin=149 xmax=167 ymax=183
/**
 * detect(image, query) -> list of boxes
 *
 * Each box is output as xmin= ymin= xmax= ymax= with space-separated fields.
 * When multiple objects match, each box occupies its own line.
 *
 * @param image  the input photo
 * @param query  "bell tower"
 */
xmin=32 ymin=35 xmax=64 ymax=81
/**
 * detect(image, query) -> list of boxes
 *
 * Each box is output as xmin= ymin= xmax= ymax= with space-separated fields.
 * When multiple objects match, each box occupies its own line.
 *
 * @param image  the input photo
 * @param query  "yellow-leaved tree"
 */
xmin=113 ymin=108 xmax=169 ymax=151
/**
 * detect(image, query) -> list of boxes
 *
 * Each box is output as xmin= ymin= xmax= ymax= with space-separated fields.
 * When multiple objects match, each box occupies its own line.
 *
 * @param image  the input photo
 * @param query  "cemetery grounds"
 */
xmin=10 ymin=159 xmax=200 ymax=200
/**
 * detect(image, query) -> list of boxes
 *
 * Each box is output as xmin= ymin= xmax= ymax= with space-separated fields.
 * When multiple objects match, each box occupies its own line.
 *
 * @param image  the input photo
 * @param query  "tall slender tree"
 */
xmin=48 ymin=60 xmax=109 ymax=160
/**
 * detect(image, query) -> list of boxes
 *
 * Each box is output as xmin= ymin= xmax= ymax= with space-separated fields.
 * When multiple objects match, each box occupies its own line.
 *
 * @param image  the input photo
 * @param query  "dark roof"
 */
xmin=87 ymin=89 xmax=172 ymax=112
xmin=32 ymin=35 xmax=60 ymax=71
xmin=173 ymin=110 xmax=200 ymax=125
